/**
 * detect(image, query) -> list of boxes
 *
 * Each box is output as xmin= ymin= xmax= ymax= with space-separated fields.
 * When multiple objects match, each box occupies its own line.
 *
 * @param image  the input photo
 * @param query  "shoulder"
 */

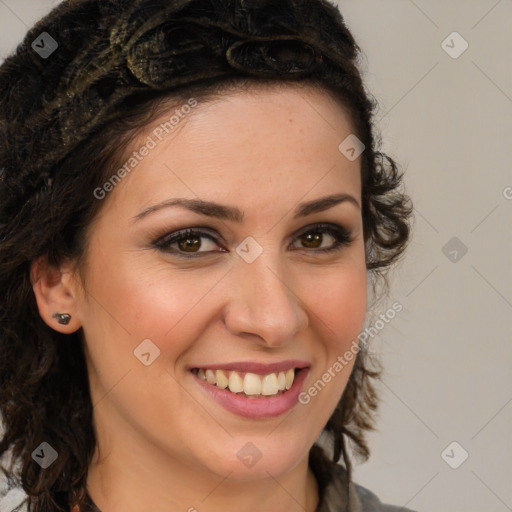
xmin=353 ymin=481 xmax=418 ymax=512
xmin=313 ymin=454 xmax=418 ymax=512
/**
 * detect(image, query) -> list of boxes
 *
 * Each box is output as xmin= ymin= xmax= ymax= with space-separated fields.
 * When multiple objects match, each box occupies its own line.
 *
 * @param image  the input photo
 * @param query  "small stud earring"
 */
xmin=52 ymin=312 xmax=71 ymax=325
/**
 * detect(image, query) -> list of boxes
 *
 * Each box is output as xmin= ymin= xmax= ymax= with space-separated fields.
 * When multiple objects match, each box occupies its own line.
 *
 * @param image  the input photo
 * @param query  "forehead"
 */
xmin=99 ymin=84 xmax=362 ymax=220
xmin=136 ymin=81 xmax=356 ymax=149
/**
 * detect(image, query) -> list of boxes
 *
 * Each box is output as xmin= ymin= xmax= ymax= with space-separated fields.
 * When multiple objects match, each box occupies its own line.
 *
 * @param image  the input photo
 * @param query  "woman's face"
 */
xmin=67 ymin=85 xmax=366 ymax=481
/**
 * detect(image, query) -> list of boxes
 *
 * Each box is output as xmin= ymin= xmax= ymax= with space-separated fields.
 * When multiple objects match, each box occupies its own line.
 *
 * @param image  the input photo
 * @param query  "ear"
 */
xmin=30 ymin=255 xmax=82 ymax=334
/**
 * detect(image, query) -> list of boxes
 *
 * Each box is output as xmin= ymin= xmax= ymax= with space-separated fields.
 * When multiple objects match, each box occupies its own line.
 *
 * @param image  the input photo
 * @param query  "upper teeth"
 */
xmin=196 ymin=368 xmax=296 ymax=397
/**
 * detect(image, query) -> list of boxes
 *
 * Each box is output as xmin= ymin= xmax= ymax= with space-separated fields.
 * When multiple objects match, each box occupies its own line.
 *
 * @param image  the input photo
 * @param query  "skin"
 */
xmin=31 ymin=84 xmax=367 ymax=512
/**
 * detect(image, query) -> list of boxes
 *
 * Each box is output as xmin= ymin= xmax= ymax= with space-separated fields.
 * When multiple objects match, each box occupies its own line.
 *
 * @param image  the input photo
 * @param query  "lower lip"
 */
xmin=191 ymin=368 xmax=310 ymax=419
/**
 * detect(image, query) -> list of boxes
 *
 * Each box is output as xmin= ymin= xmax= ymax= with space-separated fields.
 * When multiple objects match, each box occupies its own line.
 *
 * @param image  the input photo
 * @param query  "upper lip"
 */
xmin=189 ymin=360 xmax=310 ymax=375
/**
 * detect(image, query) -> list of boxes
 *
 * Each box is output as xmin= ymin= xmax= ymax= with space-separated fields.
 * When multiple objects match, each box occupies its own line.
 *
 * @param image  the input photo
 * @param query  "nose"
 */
xmin=222 ymin=248 xmax=309 ymax=347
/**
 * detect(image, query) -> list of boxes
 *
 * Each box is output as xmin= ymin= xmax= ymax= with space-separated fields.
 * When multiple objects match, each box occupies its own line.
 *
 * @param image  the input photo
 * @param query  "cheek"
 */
xmin=79 ymin=255 xmax=215 ymax=422
xmin=296 ymin=264 xmax=367 ymax=436
xmin=84 ymin=251 xmax=208 ymax=334
xmin=311 ymin=262 xmax=367 ymax=346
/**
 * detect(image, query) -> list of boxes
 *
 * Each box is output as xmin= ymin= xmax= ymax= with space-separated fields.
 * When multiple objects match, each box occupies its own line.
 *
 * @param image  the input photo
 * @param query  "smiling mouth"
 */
xmin=191 ymin=367 xmax=300 ymax=398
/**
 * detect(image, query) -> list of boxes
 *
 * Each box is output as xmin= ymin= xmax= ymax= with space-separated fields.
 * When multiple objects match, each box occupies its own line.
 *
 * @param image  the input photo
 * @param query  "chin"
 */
xmin=198 ymin=436 xmax=308 ymax=482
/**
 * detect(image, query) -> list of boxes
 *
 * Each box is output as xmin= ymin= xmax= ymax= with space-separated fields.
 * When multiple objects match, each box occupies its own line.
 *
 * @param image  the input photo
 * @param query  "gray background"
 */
xmin=0 ymin=1 xmax=511 ymax=511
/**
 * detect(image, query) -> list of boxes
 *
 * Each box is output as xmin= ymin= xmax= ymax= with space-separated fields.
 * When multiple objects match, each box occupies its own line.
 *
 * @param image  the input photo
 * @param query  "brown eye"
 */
xmin=155 ymin=229 xmax=221 ymax=256
xmin=300 ymin=231 xmax=328 ymax=249
xmin=290 ymin=224 xmax=353 ymax=253
xmin=176 ymin=235 xmax=202 ymax=253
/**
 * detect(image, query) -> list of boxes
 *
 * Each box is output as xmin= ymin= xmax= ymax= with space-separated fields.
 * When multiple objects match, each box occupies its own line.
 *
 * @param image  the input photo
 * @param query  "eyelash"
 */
xmin=153 ymin=223 xmax=353 ymax=259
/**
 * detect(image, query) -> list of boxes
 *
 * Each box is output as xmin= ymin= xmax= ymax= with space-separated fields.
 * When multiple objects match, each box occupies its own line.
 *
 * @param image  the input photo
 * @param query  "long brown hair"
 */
xmin=0 ymin=1 xmax=413 ymax=510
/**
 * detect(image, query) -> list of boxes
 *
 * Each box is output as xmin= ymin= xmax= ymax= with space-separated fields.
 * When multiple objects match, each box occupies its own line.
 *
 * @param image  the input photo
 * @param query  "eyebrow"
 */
xmin=132 ymin=192 xmax=360 ymax=224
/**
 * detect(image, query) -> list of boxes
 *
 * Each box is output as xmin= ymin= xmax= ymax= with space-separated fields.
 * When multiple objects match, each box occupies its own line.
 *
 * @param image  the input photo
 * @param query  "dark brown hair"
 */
xmin=0 ymin=0 xmax=413 ymax=510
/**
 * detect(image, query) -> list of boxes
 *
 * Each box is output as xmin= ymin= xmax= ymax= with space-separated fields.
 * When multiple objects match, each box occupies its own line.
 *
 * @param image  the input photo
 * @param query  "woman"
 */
xmin=0 ymin=0 xmax=414 ymax=511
